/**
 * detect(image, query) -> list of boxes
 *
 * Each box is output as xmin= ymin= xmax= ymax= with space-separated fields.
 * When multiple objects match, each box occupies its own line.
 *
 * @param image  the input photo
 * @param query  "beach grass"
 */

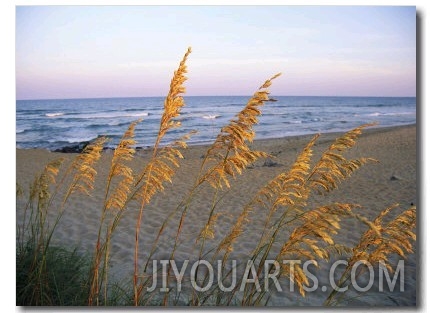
xmin=16 ymin=48 xmax=416 ymax=306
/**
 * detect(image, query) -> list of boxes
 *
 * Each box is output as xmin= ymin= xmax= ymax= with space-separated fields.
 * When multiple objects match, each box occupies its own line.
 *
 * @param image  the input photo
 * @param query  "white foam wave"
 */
xmin=384 ymin=111 xmax=415 ymax=116
xmin=46 ymin=112 xmax=64 ymax=117
xmin=83 ymin=112 xmax=149 ymax=119
xmin=368 ymin=111 xmax=415 ymax=117
xmin=53 ymin=111 xmax=149 ymax=119
xmin=368 ymin=112 xmax=381 ymax=117
xmin=202 ymin=114 xmax=221 ymax=119
xmin=65 ymin=136 xmax=97 ymax=143
xmin=129 ymin=112 xmax=149 ymax=117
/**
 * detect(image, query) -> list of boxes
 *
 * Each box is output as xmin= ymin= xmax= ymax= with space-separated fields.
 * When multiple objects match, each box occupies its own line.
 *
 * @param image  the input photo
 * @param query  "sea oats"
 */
xmin=133 ymin=48 xmax=192 ymax=305
xmin=67 ymin=137 xmax=107 ymax=198
xmin=309 ymin=123 xmax=378 ymax=194
xmin=105 ymin=119 xmax=140 ymax=211
xmin=197 ymin=213 xmax=221 ymax=241
xmin=217 ymin=206 xmax=253 ymax=256
xmin=200 ymin=73 xmax=281 ymax=190
xmin=325 ymin=205 xmax=416 ymax=305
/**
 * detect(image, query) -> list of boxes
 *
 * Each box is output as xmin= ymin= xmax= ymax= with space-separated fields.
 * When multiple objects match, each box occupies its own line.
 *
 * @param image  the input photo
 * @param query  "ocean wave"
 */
xmin=16 ymin=96 xmax=416 ymax=150
xmin=90 ymin=112 xmax=149 ymax=119
xmin=63 ymin=136 xmax=98 ymax=144
xmin=202 ymin=114 xmax=221 ymax=119
xmin=368 ymin=112 xmax=382 ymax=117
xmin=50 ymin=111 xmax=150 ymax=119
xmin=365 ymin=103 xmax=405 ymax=108
xmin=384 ymin=111 xmax=416 ymax=116
xmin=46 ymin=112 xmax=65 ymax=117
xmin=367 ymin=111 xmax=415 ymax=117
xmin=107 ymin=121 xmax=136 ymax=127
xmin=265 ymin=112 xmax=287 ymax=116
xmin=123 ymin=108 xmax=153 ymax=112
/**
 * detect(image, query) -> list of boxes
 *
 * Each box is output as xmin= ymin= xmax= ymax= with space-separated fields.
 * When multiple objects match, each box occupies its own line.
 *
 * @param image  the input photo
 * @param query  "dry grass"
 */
xmin=16 ymin=48 xmax=416 ymax=306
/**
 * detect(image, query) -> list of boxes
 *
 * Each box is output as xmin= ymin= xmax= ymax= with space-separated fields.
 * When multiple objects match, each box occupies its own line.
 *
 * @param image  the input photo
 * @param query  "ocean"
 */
xmin=16 ymin=96 xmax=416 ymax=151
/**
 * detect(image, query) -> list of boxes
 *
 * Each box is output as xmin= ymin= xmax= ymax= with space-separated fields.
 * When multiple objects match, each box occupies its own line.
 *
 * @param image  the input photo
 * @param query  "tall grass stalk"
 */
xmin=132 ymin=47 xmax=192 ymax=305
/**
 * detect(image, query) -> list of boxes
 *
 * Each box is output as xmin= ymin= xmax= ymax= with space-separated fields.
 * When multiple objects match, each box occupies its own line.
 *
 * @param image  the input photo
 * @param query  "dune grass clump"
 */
xmin=16 ymin=245 xmax=90 ymax=306
xmin=16 ymin=47 xmax=416 ymax=306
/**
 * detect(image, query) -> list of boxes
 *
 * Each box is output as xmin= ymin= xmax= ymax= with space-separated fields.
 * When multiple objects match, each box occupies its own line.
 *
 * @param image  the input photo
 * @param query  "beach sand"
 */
xmin=16 ymin=124 xmax=417 ymax=306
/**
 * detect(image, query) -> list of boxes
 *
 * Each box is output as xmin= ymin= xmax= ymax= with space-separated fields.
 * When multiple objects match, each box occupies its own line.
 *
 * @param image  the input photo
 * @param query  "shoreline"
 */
xmin=16 ymin=123 xmax=417 ymax=154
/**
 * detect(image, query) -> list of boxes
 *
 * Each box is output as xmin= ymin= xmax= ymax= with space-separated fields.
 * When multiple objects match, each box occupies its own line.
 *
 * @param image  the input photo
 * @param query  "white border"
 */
xmin=5 ymin=1 xmax=426 ymax=312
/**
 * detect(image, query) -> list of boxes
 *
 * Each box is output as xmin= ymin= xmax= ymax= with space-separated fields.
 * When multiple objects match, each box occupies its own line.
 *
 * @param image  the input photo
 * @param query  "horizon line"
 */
xmin=16 ymin=94 xmax=417 ymax=102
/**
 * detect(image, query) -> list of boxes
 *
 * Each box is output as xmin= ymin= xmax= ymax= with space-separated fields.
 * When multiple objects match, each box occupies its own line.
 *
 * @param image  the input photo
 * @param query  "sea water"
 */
xmin=16 ymin=96 xmax=416 ymax=150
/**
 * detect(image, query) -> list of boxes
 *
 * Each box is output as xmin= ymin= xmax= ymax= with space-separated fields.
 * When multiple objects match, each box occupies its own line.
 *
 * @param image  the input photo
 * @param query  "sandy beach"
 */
xmin=16 ymin=124 xmax=417 ymax=306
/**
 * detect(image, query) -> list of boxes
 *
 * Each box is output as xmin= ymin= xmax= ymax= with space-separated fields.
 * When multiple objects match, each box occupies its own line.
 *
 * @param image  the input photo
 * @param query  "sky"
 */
xmin=16 ymin=5 xmax=416 ymax=99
